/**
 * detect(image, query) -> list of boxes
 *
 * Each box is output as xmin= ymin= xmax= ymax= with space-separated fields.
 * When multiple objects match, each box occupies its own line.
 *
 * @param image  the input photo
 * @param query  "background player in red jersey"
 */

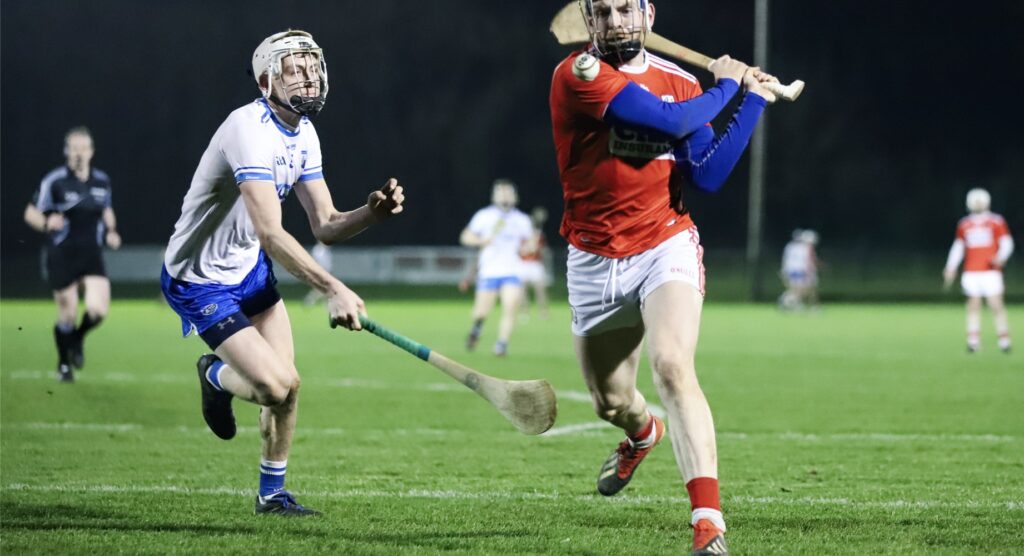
xmin=550 ymin=1 xmax=777 ymax=554
xmin=943 ymin=188 xmax=1014 ymax=353
xmin=518 ymin=206 xmax=552 ymax=321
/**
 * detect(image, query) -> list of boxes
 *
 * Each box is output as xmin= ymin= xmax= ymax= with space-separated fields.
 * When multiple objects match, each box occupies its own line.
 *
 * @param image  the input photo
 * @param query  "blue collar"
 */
xmin=258 ymin=98 xmax=304 ymax=137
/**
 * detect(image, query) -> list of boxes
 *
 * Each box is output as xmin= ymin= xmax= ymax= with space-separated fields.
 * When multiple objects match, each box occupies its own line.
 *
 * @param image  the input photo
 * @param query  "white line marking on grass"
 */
xmin=541 ymin=421 xmax=1015 ymax=443
xmin=3 ymin=483 xmax=1020 ymax=511
xmin=4 ymin=420 xmax=1015 ymax=444
xmin=542 ymin=422 xmax=610 ymax=436
xmin=2 ymin=422 xmax=452 ymax=437
xmin=6 ymin=422 xmax=142 ymax=432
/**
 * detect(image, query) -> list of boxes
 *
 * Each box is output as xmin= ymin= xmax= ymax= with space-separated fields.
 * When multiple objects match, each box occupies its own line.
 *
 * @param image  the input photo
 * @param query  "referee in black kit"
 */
xmin=23 ymin=127 xmax=122 ymax=382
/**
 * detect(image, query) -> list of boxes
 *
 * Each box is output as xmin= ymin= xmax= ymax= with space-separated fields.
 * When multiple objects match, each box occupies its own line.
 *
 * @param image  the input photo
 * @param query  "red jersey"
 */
xmin=550 ymin=49 xmax=702 ymax=258
xmin=521 ymin=232 xmax=546 ymax=262
xmin=956 ymin=212 xmax=1011 ymax=271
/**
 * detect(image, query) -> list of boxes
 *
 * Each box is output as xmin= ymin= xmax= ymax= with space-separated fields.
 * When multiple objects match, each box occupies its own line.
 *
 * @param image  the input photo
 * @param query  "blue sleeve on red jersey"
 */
xmin=674 ymin=93 xmax=767 ymax=192
xmin=604 ymin=79 xmax=740 ymax=140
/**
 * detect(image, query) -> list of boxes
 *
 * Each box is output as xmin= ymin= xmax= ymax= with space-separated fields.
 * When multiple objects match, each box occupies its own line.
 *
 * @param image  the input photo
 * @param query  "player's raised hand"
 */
xmin=368 ymin=178 xmax=404 ymax=221
xmin=327 ymin=283 xmax=366 ymax=331
xmin=709 ymin=55 xmax=748 ymax=85
xmin=743 ymin=67 xmax=778 ymax=104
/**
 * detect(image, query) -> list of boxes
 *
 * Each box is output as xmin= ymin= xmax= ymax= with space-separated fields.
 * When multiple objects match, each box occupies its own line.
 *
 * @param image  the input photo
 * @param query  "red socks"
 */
xmin=686 ymin=477 xmax=721 ymax=511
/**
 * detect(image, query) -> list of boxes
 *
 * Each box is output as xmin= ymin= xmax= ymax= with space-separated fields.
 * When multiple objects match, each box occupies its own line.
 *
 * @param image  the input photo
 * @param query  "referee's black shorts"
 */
xmin=45 ymin=245 xmax=106 ymax=290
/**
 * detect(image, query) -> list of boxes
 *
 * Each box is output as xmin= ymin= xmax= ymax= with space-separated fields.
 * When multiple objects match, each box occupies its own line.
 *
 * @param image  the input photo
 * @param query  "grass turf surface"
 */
xmin=1 ymin=298 xmax=1022 ymax=554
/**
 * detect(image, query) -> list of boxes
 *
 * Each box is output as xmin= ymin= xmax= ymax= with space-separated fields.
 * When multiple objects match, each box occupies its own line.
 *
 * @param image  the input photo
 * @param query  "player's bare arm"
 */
xmin=103 ymin=207 xmax=121 ymax=249
xmin=240 ymin=180 xmax=365 ymax=330
xmin=294 ymin=177 xmax=404 ymax=245
xmin=23 ymin=203 xmax=47 ymax=233
xmin=459 ymin=228 xmax=489 ymax=248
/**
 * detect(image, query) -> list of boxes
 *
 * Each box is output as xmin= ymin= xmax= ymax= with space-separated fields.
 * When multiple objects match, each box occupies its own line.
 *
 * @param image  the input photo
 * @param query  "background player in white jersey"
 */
xmin=460 ymin=179 xmax=533 ymax=356
xmin=24 ymin=127 xmax=122 ymax=382
xmin=778 ymin=229 xmax=819 ymax=311
xmin=943 ymin=188 xmax=1014 ymax=353
xmin=161 ymin=30 xmax=405 ymax=516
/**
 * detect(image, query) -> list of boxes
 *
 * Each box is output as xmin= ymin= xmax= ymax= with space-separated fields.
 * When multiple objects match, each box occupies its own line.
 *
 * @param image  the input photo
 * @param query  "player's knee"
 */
xmin=594 ymin=393 xmax=634 ymax=422
xmin=650 ymin=354 xmax=696 ymax=391
xmin=253 ymin=379 xmax=291 ymax=406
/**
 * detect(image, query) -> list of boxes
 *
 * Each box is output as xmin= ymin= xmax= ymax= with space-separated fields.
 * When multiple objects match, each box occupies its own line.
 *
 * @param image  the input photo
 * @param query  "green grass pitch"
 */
xmin=1 ymin=298 xmax=1022 ymax=554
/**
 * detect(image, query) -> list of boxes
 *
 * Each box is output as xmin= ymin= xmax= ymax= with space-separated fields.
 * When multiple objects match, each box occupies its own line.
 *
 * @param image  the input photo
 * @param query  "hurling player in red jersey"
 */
xmin=550 ymin=1 xmax=777 ymax=554
xmin=943 ymin=188 xmax=1014 ymax=353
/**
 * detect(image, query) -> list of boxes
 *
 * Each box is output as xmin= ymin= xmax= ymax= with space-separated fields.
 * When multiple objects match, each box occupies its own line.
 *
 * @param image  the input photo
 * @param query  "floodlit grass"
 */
xmin=2 ymin=298 xmax=1022 ymax=554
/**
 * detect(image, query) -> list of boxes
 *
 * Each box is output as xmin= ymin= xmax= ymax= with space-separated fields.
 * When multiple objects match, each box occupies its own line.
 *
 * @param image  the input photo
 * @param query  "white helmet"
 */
xmin=799 ymin=229 xmax=819 ymax=245
xmin=578 ymin=0 xmax=651 ymax=64
xmin=252 ymin=30 xmax=328 ymax=116
xmin=965 ymin=188 xmax=990 ymax=213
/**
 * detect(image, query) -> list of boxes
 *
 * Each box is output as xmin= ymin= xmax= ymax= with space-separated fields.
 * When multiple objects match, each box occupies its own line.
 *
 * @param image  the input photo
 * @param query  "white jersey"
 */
xmin=164 ymin=99 xmax=324 ymax=284
xmin=782 ymin=241 xmax=816 ymax=274
xmin=466 ymin=206 xmax=533 ymax=279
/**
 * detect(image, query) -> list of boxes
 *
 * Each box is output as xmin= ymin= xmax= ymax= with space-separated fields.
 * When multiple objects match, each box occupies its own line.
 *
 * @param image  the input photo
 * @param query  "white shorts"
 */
xmin=519 ymin=260 xmax=550 ymax=285
xmin=567 ymin=228 xmax=704 ymax=336
xmin=961 ymin=271 xmax=1004 ymax=297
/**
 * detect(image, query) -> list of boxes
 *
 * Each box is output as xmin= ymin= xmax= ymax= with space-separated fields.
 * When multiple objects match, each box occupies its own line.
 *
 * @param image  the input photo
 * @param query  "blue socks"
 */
xmin=259 ymin=459 xmax=287 ymax=499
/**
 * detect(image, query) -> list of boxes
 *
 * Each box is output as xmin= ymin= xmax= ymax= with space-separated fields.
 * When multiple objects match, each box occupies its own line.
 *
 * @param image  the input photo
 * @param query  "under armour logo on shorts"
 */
xmin=217 ymin=317 xmax=236 ymax=330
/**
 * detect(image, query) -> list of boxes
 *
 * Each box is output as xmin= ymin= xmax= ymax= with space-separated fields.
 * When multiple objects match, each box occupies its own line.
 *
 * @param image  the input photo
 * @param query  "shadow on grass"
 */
xmin=0 ymin=501 xmax=536 ymax=549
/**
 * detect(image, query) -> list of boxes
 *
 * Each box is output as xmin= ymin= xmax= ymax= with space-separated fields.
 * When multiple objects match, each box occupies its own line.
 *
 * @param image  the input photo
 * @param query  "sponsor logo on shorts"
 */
xmin=216 ymin=316 xmax=236 ymax=330
xmin=201 ymin=303 xmax=218 ymax=316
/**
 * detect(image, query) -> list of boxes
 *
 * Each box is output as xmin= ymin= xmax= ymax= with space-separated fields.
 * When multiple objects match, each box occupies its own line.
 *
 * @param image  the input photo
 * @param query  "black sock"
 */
xmin=77 ymin=313 xmax=104 ymax=338
xmin=470 ymin=319 xmax=484 ymax=337
xmin=53 ymin=324 xmax=74 ymax=365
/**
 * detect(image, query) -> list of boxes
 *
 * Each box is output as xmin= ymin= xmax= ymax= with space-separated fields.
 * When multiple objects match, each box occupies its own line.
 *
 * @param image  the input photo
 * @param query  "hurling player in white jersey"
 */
xmin=161 ymin=30 xmax=404 ymax=517
xmin=778 ymin=229 xmax=820 ymax=311
xmin=460 ymin=180 xmax=534 ymax=356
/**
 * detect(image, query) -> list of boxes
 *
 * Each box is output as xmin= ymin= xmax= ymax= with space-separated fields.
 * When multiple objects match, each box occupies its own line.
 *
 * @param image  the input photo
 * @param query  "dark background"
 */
xmin=3 ymin=1 xmax=1022 ymax=292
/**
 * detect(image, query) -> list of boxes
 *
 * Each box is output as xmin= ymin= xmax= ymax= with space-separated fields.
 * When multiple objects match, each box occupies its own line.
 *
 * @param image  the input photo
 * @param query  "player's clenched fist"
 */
xmin=709 ymin=55 xmax=748 ymax=85
xmin=743 ymin=67 xmax=779 ymax=103
xmin=368 ymin=178 xmax=404 ymax=220
xmin=328 ymin=283 xmax=366 ymax=331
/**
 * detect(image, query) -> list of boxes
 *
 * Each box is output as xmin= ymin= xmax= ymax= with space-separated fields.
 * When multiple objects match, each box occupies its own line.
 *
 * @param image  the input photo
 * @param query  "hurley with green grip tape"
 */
xmin=332 ymin=315 xmax=557 ymax=435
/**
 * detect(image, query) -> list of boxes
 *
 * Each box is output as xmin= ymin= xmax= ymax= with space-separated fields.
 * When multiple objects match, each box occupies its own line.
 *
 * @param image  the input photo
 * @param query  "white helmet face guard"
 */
xmin=253 ymin=31 xmax=329 ymax=117
xmin=271 ymin=49 xmax=329 ymax=116
xmin=579 ymin=0 xmax=650 ymax=64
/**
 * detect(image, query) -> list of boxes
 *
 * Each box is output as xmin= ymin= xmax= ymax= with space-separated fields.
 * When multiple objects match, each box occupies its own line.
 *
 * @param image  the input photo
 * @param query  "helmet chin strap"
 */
xmin=268 ymin=92 xmax=325 ymax=118
xmin=598 ymin=41 xmax=643 ymax=65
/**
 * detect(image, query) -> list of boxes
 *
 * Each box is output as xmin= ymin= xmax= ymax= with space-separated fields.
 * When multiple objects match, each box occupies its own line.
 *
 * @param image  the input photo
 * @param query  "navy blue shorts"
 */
xmin=161 ymin=251 xmax=281 ymax=349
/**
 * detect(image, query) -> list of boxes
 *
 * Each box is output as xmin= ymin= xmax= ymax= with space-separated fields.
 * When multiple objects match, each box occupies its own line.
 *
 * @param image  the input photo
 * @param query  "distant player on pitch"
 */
xmin=518 ymin=206 xmax=553 ymax=321
xmin=24 ymin=127 xmax=122 ymax=383
xmin=943 ymin=188 xmax=1014 ymax=353
xmin=161 ymin=30 xmax=404 ymax=516
xmin=551 ymin=1 xmax=778 ymax=553
xmin=778 ymin=229 xmax=820 ymax=311
xmin=460 ymin=179 xmax=533 ymax=356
